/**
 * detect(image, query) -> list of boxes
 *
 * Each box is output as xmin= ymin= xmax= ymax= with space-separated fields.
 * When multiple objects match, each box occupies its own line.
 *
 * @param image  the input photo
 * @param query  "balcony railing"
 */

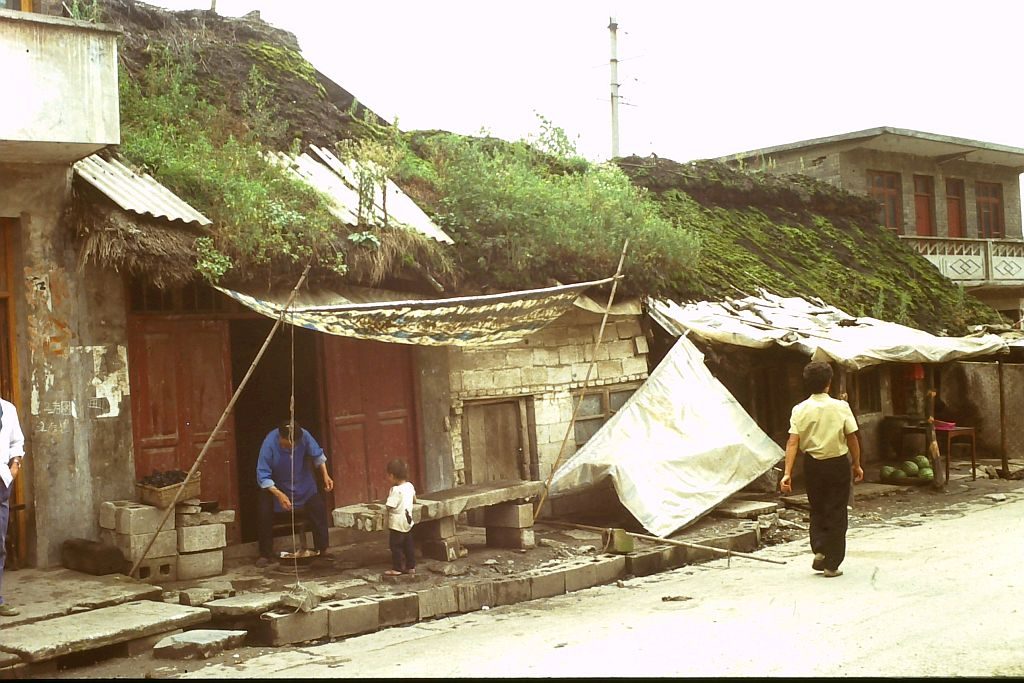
xmin=900 ymin=236 xmax=1024 ymax=285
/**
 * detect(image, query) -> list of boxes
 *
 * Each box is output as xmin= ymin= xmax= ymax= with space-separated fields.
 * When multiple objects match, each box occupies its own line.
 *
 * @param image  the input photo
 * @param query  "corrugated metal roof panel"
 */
xmin=74 ymin=155 xmax=212 ymax=226
xmin=309 ymin=145 xmax=454 ymax=244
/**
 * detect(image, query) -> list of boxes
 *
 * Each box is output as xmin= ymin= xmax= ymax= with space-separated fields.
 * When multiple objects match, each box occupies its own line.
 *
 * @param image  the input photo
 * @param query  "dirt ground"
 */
xmin=48 ymin=458 xmax=1024 ymax=679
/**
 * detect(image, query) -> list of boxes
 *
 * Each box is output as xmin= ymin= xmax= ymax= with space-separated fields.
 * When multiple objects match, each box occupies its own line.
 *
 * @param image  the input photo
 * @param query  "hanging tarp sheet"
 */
xmin=549 ymin=335 xmax=784 ymax=537
xmin=216 ymin=278 xmax=614 ymax=347
xmin=649 ymin=292 xmax=1008 ymax=370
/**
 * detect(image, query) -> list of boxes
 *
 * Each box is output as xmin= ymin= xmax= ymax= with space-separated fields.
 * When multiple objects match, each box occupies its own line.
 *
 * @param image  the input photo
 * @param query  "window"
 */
xmin=976 ymin=182 xmax=1004 ymax=238
xmin=945 ymin=179 xmax=965 ymax=238
xmin=913 ymin=175 xmax=935 ymax=236
xmin=850 ymin=367 xmax=882 ymax=414
xmin=129 ymin=278 xmax=231 ymax=314
xmin=572 ymin=384 xmax=639 ymax=445
xmin=868 ymin=171 xmax=902 ymax=231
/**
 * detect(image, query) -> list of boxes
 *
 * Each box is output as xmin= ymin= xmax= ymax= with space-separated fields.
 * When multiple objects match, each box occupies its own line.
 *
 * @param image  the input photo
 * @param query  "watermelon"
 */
xmin=880 ymin=465 xmax=896 ymax=479
xmin=889 ymin=469 xmax=907 ymax=479
xmin=901 ymin=461 xmax=920 ymax=476
xmin=919 ymin=467 xmax=934 ymax=480
xmin=914 ymin=455 xmax=931 ymax=470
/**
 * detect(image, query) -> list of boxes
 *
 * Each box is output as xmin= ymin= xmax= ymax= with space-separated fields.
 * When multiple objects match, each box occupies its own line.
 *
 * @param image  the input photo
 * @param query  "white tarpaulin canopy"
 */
xmin=216 ymin=278 xmax=617 ymax=347
xmin=549 ymin=335 xmax=784 ymax=537
xmin=648 ymin=292 xmax=1008 ymax=370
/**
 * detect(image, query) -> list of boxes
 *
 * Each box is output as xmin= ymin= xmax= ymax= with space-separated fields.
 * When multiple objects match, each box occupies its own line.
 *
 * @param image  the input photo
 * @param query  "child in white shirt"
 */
xmin=384 ymin=459 xmax=416 ymax=576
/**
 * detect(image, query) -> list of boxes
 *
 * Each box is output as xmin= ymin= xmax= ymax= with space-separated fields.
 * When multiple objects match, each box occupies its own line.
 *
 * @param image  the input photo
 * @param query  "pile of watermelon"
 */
xmin=881 ymin=455 xmax=934 ymax=484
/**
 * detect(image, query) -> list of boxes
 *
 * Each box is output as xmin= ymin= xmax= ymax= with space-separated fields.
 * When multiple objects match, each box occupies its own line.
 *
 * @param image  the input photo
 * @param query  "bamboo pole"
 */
xmin=999 ymin=361 xmax=1009 ymax=477
xmin=129 ymin=264 xmax=312 ymax=577
xmin=542 ymin=520 xmax=786 ymax=566
xmin=532 ymin=240 xmax=629 ymax=522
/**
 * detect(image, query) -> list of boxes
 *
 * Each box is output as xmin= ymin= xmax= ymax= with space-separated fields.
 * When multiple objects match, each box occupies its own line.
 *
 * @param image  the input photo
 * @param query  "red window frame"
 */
xmin=868 ymin=171 xmax=903 ymax=232
xmin=913 ymin=175 xmax=935 ymax=236
xmin=945 ymin=179 xmax=966 ymax=238
xmin=976 ymin=181 xmax=1004 ymax=239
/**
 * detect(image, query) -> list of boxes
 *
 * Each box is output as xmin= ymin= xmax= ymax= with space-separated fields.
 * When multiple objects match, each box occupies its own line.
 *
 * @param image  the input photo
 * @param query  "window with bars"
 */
xmin=572 ymin=383 xmax=640 ymax=445
xmin=868 ymin=171 xmax=903 ymax=231
xmin=976 ymin=181 xmax=1004 ymax=238
xmin=129 ymin=278 xmax=231 ymax=314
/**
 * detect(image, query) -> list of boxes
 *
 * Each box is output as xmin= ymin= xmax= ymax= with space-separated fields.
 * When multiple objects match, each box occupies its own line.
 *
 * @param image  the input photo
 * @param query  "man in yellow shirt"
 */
xmin=780 ymin=361 xmax=864 ymax=577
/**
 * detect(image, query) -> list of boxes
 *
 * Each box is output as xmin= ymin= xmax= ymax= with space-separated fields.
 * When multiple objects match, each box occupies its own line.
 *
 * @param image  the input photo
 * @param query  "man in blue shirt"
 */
xmin=255 ymin=421 xmax=334 ymax=567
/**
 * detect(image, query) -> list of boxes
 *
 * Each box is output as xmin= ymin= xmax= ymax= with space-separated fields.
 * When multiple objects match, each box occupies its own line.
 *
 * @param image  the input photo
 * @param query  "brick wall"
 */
xmin=446 ymin=308 xmax=649 ymax=484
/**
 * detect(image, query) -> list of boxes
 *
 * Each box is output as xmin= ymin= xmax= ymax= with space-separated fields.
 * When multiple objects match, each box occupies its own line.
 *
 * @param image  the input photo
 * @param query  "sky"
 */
xmin=145 ymin=0 xmax=1024 ymax=165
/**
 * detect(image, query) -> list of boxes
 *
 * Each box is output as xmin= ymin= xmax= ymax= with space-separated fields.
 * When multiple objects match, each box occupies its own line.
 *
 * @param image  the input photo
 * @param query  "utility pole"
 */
xmin=608 ymin=16 xmax=620 ymax=159
xmin=210 ymin=0 xmax=217 ymax=12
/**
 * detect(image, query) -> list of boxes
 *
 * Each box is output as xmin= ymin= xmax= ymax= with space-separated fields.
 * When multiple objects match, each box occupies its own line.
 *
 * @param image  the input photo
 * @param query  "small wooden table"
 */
xmin=900 ymin=425 xmax=977 ymax=481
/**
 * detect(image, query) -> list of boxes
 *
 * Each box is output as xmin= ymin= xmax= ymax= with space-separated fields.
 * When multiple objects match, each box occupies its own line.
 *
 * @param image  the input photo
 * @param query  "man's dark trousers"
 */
xmin=803 ymin=453 xmax=851 ymax=572
xmin=257 ymin=490 xmax=329 ymax=559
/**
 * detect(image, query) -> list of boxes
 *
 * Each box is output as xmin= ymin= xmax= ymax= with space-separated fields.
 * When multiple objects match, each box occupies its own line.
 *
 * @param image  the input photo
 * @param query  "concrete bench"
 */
xmin=331 ymin=480 xmax=544 ymax=561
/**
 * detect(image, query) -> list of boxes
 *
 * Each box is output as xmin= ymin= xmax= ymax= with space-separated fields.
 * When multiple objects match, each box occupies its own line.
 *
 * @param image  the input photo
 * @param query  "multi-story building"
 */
xmin=719 ymin=127 xmax=1024 ymax=325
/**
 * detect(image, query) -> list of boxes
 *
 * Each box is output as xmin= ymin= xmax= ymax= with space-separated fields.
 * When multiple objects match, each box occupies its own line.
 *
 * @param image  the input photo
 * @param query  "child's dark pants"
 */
xmin=803 ymin=453 xmax=851 ymax=572
xmin=389 ymin=529 xmax=416 ymax=571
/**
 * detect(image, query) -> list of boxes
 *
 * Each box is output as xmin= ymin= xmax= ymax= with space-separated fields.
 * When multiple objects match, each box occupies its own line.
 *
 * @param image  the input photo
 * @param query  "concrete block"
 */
xmin=177 ymin=550 xmax=224 ymax=581
xmin=592 ymin=555 xmax=626 ymax=585
xmin=563 ymin=559 xmax=599 ymax=592
xmin=485 ymin=527 xmax=536 ymax=549
xmin=99 ymin=500 xmax=133 ymax=530
xmin=115 ymin=503 xmax=173 ymax=535
xmin=466 ymin=509 xmax=486 ymax=527
xmin=491 ymin=576 xmax=530 ymax=607
xmin=261 ymin=606 xmax=329 ymax=646
xmin=205 ymin=593 xmax=283 ymax=619
xmin=416 ymin=585 xmax=458 ymax=620
xmin=123 ymin=628 xmax=182 ymax=657
xmin=100 ymin=529 xmax=177 ymax=563
xmin=153 ymin=629 xmax=246 ymax=660
xmin=130 ymin=555 xmax=177 ymax=584
xmin=421 ymin=538 xmax=462 ymax=562
xmin=712 ymin=499 xmax=779 ymax=519
xmin=633 ymin=335 xmax=650 ymax=354
xmin=484 ymin=502 xmax=533 ymax=529
xmin=416 ymin=516 xmax=457 ymax=540
xmin=179 ymin=588 xmax=216 ymax=607
xmin=176 ymin=510 xmax=236 ymax=527
xmin=621 ymin=357 xmax=649 ymax=376
xmin=373 ymin=592 xmax=419 ymax=627
xmin=624 ymin=547 xmax=668 ymax=577
xmin=456 ymin=581 xmax=494 ymax=613
xmin=177 ymin=524 xmax=226 ymax=553
xmin=60 ymin=538 xmax=125 ymax=576
xmin=526 ymin=568 xmax=566 ymax=600
xmin=325 ymin=597 xmax=379 ymax=638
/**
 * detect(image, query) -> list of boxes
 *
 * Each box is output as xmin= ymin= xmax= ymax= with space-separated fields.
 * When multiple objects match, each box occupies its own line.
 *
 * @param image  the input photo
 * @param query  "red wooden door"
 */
xmin=914 ymin=175 xmax=935 ymax=236
xmin=128 ymin=318 xmax=238 ymax=523
xmin=946 ymin=179 xmax=965 ymax=238
xmin=321 ymin=337 xmax=419 ymax=505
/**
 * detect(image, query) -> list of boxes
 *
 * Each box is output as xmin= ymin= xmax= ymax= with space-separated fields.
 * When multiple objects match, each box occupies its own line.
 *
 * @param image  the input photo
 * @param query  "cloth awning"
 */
xmin=549 ymin=334 xmax=784 ymax=537
xmin=648 ymin=292 xmax=1008 ymax=370
xmin=217 ymin=278 xmax=616 ymax=347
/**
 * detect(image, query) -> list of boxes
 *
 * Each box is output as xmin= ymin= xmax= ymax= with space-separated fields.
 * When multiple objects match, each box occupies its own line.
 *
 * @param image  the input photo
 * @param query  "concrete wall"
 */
xmin=446 ymin=309 xmax=649 ymax=484
xmin=0 ymin=163 xmax=135 ymax=566
xmin=940 ymin=361 xmax=1024 ymax=459
xmin=0 ymin=9 xmax=119 ymax=163
xmin=748 ymin=147 xmax=1023 ymax=240
xmin=839 ymin=149 xmax=1023 ymax=239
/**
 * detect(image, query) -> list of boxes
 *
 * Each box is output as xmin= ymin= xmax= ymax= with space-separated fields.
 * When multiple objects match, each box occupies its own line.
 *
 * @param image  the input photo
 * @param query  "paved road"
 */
xmin=190 ymin=492 xmax=1024 ymax=678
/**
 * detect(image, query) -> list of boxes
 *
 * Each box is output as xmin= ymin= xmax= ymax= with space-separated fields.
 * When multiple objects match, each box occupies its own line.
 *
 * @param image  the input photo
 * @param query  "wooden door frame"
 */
xmin=0 ymin=218 xmax=24 ymax=566
xmin=460 ymin=396 xmax=533 ymax=483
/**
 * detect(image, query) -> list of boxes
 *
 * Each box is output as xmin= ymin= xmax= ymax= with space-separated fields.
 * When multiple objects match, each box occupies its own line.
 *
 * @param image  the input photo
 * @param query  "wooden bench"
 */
xmin=331 ymin=480 xmax=545 ymax=561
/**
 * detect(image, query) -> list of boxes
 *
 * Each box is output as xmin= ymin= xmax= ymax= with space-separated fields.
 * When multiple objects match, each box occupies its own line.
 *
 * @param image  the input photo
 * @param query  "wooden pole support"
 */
xmin=533 ymin=239 xmax=630 ymax=522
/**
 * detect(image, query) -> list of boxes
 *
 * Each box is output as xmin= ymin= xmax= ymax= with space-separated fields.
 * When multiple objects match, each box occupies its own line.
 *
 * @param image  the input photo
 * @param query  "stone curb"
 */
xmin=236 ymin=525 xmax=765 ymax=647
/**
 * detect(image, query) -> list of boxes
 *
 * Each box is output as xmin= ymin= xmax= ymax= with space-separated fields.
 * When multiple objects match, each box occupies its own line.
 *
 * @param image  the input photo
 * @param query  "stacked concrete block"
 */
xmin=175 ymin=500 xmax=230 ymax=580
xmin=484 ymin=502 xmax=536 ymax=550
xmin=99 ymin=500 xmax=177 ymax=583
xmin=416 ymin=516 xmax=464 ymax=561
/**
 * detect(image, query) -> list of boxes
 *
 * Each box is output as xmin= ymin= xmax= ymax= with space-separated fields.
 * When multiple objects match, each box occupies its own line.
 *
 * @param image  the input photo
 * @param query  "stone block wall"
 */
xmin=446 ymin=308 xmax=649 ymax=484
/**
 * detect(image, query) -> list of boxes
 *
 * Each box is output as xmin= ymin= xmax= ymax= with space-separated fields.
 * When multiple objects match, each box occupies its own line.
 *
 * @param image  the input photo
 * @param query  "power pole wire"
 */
xmin=608 ymin=16 xmax=620 ymax=159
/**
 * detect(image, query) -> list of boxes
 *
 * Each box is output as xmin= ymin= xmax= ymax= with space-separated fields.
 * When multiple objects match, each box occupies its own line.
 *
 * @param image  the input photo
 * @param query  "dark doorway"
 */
xmin=230 ymin=319 xmax=323 ymax=544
